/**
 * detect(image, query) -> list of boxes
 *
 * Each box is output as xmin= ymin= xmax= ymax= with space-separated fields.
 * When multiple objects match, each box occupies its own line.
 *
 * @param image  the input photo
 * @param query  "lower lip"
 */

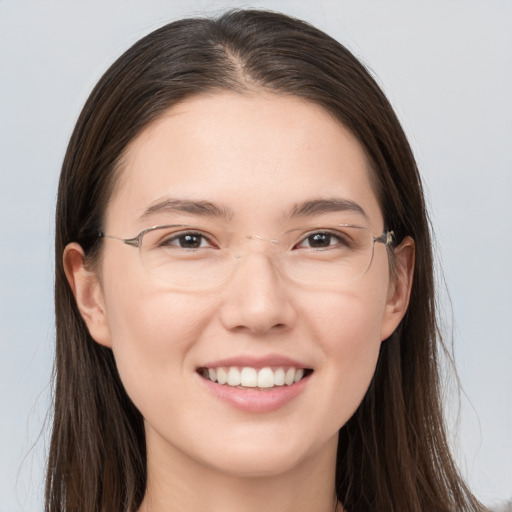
xmin=198 ymin=373 xmax=311 ymax=413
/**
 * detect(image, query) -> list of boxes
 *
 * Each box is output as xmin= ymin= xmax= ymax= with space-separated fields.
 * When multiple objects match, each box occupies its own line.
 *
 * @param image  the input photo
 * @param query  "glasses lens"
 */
xmin=138 ymin=224 xmax=376 ymax=291
xmin=139 ymin=226 xmax=232 ymax=290
xmin=283 ymin=225 xmax=375 ymax=288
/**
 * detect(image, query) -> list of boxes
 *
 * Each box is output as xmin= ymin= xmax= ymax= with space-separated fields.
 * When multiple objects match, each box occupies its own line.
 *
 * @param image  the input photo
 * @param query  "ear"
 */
xmin=63 ymin=242 xmax=112 ymax=347
xmin=380 ymin=236 xmax=415 ymax=341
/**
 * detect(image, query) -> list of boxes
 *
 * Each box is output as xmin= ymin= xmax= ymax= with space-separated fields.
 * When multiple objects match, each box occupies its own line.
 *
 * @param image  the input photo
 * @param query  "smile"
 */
xmin=198 ymin=366 xmax=312 ymax=389
xmin=196 ymin=356 xmax=314 ymax=412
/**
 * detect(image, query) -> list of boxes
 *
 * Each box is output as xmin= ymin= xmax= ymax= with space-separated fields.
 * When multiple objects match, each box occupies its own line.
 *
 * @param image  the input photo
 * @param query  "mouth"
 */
xmin=197 ymin=366 xmax=314 ymax=390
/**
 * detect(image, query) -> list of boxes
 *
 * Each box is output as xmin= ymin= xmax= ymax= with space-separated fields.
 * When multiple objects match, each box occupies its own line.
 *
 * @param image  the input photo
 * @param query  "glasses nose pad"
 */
xmin=230 ymin=234 xmax=282 ymax=268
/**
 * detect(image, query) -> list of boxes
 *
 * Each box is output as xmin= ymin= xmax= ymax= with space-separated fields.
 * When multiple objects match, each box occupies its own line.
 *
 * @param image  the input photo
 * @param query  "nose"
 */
xmin=219 ymin=252 xmax=297 ymax=335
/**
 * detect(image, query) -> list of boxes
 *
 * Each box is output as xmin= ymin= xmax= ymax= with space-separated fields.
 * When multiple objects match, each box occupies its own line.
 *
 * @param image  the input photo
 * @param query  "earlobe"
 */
xmin=380 ymin=236 xmax=415 ymax=341
xmin=63 ymin=243 xmax=112 ymax=347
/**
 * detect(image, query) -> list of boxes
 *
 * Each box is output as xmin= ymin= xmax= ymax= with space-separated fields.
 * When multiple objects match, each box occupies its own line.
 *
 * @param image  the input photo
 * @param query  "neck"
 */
xmin=138 ymin=427 xmax=342 ymax=512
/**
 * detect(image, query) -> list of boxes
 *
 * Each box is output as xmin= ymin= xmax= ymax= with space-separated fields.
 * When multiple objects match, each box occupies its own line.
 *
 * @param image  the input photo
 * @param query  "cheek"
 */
xmin=101 ymin=249 xmax=210 ymax=364
xmin=307 ymin=278 xmax=388 ymax=353
xmin=302 ymin=284 xmax=388 ymax=423
xmin=102 ymin=274 xmax=215 ymax=407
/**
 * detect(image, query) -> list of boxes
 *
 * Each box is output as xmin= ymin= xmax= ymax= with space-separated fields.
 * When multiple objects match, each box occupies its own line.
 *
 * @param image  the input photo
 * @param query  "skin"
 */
xmin=65 ymin=92 xmax=414 ymax=512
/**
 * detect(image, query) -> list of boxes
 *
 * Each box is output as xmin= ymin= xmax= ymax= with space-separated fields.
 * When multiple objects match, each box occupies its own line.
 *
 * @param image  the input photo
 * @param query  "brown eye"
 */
xmin=161 ymin=232 xmax=211 ymax=249
xmin=308 ymin=233 xmax=332 ymax=248
xmin=297 ymin=232 xmax=342 ymax=249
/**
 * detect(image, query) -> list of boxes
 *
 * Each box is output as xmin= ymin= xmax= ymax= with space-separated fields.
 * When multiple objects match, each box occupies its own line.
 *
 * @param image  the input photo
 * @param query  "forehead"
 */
xmin=106 ymin=92 xmax=382 ymax=232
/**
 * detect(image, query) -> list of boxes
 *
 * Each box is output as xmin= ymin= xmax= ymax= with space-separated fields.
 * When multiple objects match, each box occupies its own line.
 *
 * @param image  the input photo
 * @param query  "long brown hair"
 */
xmin=48 ymin=9 xmax=487 ymax=512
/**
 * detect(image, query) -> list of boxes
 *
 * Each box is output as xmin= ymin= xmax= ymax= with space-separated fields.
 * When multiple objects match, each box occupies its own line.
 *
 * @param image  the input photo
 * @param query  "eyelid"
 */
xmin=145 ymin=224 xmax=362 ymax=249
xmin=155 ymin=228 xmax=219 ymax=249
xmin=294 ymin=229 xmax=348 ymax=249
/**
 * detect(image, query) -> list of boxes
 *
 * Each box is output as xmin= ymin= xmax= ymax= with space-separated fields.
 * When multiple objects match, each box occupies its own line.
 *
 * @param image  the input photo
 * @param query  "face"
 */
xmin=67 ymin=92 xmax=413 ymax=479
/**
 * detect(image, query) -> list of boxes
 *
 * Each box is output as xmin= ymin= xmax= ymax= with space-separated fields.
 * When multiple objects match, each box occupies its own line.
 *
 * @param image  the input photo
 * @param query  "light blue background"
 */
xmin=1 ymin=1 xmax=511 ymax=510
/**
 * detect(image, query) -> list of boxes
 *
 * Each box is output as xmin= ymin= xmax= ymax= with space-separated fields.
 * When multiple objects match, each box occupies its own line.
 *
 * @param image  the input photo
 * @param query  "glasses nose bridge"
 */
xmin=227 ymin=233 xmax=286 ymax=283
xmin=231 ymin=233 xmax=281 ymax=259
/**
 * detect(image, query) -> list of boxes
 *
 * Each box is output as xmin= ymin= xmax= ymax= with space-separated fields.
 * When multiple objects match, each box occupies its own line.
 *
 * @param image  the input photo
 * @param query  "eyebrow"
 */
xmin=288 ymin=198 xmax=368 ymax=220
xmin=137 ymin=196 xmax=367 ymax=224
xmin=138 ymin=198 xmax=234 ymax=223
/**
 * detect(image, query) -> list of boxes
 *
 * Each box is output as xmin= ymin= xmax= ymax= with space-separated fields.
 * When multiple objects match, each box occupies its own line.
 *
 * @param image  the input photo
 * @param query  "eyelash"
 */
xmin=159 ymin=230 xmax=349 ymax=250
xmin=160 ymin=231 xmax=218 ymax=250
xmin=295 ymin=231 xmax=349 ymax=250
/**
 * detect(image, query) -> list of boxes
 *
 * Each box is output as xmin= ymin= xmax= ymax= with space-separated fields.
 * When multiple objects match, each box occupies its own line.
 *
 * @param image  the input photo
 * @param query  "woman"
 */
xmin=47 ymin=9 xmax=487 ymax=512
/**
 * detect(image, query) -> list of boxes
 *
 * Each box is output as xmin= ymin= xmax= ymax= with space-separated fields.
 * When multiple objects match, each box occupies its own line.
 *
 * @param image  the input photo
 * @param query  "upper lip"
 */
xmin=199 ymin=354 xmax=311 ymax=370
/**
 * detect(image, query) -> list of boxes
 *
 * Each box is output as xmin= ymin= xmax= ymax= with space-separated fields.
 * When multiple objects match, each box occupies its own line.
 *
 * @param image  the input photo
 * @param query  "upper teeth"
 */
xmin=203 ymin=366 xmax=305 ymax=388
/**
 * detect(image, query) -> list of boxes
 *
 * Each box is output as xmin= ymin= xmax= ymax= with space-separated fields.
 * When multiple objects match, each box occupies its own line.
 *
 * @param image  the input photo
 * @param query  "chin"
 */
xmin=188 ymin=424 xmax=338 ymax=479
xmin=202 ymin=446 xmax=311 ymax=478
